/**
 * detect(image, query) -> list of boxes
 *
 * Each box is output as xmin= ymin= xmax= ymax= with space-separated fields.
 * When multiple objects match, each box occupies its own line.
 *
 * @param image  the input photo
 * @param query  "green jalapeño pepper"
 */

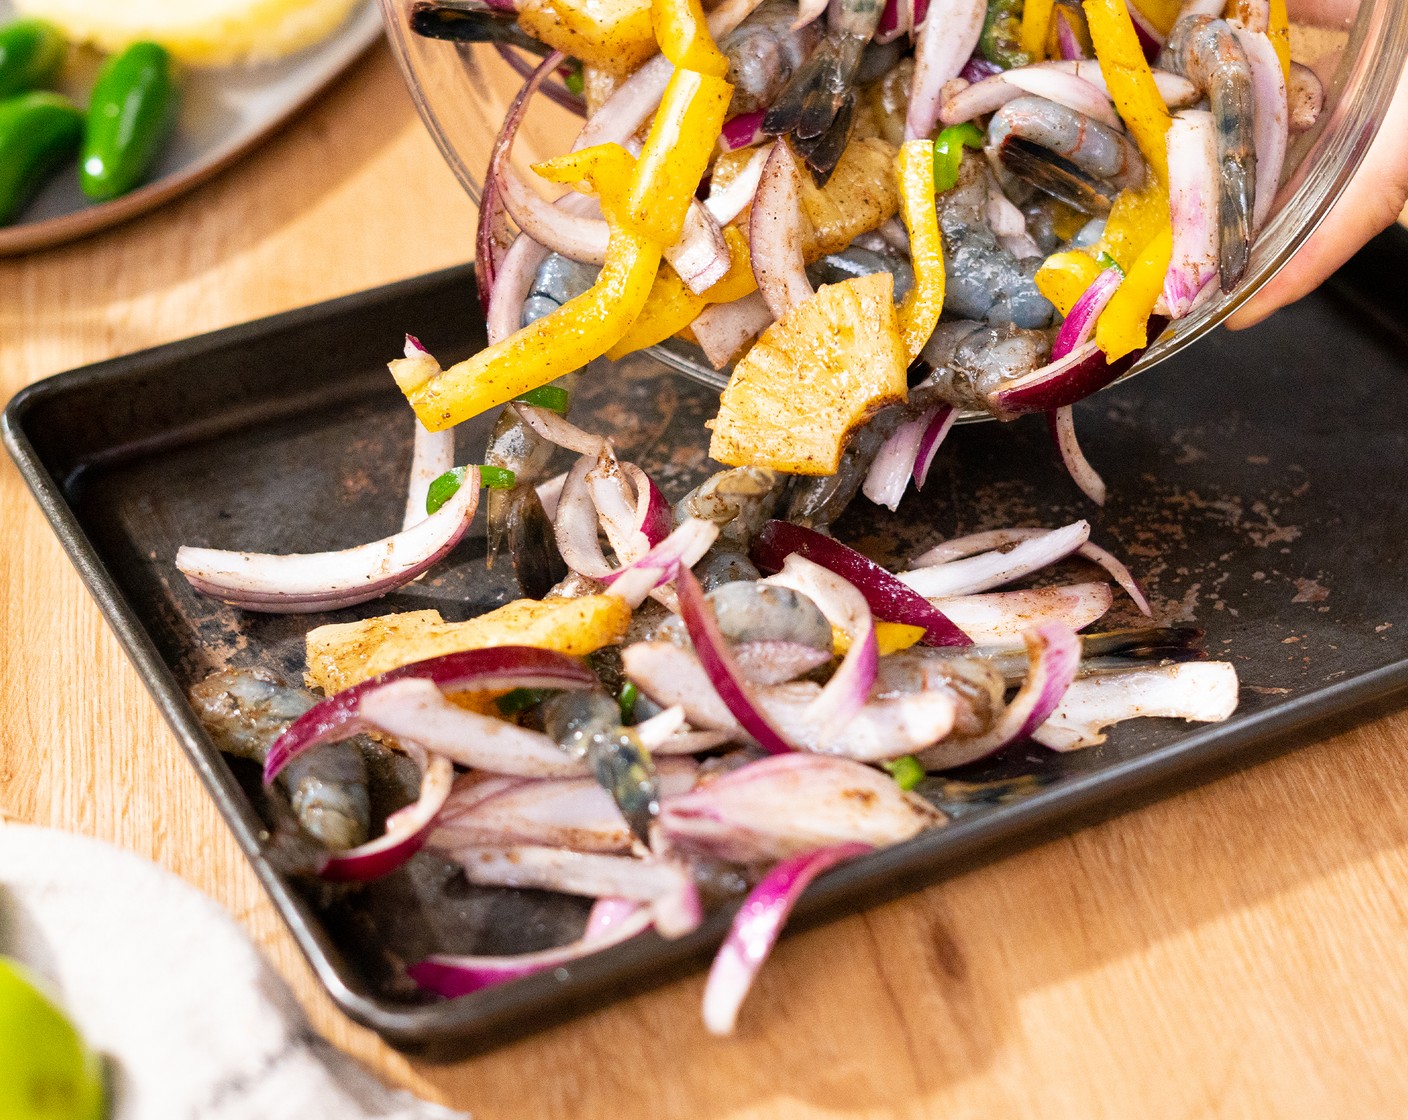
xmin=0 ymin=18 xmax=66 ymax=98
xmin=0 ymin=91 xmax=82 ymax=224
xmin=932 ymin=122 xmax=985 ymax=193
xmin=80 ymin=42 xmax=177 ymax=202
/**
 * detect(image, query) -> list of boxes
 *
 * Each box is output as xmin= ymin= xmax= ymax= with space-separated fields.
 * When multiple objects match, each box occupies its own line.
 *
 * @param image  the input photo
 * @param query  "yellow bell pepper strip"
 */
xmin=651 ymin=0 xmax=728 ymax=77
xmin=894 ymin=139 xmax=945 ymax=361
xmin=1094 ymin=225 xmax=1172 ymax=360
xmin=605 ymin=226 xmax=755 ymax=359
xmin=1128 ymin=0 xmax=1184 ymax=35
xmin=624 ymin=69 xmax=732 ymax=245
xmin=1035 ymin=249 xmax=1103 ymax=317
xmin=1268 ymin=0 xmax=1291 ymax=80
xmin=1083 ymin=0 xmax=1171 ymax=183
xmin=1092 ymin=177 xmax=1170 ymax=272
xmin=1019 ymin=0 xmax=1055 ymax=61
xmin=393 ymin=146 xmax=662 ymax=431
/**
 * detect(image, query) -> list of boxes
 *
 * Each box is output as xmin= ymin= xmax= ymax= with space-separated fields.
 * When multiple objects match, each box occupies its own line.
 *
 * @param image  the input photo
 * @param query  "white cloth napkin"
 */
xmin=0 ymin=824 xmax=469 ymax=1120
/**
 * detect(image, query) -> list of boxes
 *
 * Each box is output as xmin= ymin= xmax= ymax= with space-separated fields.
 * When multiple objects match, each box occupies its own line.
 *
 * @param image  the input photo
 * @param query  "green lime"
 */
xmin=0 ymin=958 xmax=105 ymax=1120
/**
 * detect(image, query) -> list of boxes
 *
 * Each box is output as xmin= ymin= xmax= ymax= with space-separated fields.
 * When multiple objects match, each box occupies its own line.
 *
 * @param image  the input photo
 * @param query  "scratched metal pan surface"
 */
xmin=6 ymin=227 xmax=1408 ymax=1060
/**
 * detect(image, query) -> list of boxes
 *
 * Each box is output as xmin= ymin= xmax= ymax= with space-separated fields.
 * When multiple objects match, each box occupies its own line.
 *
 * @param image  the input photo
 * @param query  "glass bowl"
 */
xmin=379 ymin=0 xmax=1408 ymax=397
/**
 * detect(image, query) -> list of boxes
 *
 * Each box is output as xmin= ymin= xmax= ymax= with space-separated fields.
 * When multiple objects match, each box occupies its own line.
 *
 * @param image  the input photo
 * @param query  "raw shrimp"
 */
xmin=986 ymin=95 xmax=1148 ymax=213
xmin=1163 ymin=14 xmax=1257 ymax=289
xmin=719 ymin=0 xmax=822 ymax=116
xmin=483 ymin=404 xmax=558 ymax=572
xmin=189 ymin=668 xmax=370 ymax=851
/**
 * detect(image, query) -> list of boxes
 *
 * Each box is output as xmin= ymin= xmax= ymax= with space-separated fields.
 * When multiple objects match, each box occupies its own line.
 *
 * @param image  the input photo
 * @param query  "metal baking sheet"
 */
xmin=6 ymin=227 xmax=1407 ymax=1060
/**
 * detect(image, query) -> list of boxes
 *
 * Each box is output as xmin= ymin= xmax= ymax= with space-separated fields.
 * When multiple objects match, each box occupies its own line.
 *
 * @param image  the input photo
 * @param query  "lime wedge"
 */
xmin=0 ymin=957 xmax=104 ymax=1120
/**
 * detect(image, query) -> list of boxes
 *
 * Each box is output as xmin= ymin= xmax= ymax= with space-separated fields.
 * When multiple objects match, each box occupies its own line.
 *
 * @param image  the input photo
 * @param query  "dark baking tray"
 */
xmin=6 ymin=226 xmax=1408 ymax=1060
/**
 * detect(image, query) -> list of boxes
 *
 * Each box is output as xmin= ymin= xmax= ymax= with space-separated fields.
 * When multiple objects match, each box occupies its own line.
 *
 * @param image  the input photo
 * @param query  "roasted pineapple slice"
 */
xmin=306 ymin=597 xmax=631 ymax=695
xmin=799 ymin=136 xmax=900 ymax=260
xmin=517 ymin=0 xmax=657 ymax=77
xmin=14 ymin=0 xmax=361 ymax=65
xmin=706 ymin=273 xmax=907 ymax=475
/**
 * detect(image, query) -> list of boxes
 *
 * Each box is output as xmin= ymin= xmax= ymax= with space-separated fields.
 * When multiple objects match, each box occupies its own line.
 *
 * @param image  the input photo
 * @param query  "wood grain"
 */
xmin=3 ymin=43 xmax=1408 ymax=1119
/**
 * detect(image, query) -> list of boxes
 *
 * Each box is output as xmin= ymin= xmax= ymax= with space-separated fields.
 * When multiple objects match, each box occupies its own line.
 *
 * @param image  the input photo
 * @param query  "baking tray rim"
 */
xmin=6 ymin=261 xmax=1408 ymax=1057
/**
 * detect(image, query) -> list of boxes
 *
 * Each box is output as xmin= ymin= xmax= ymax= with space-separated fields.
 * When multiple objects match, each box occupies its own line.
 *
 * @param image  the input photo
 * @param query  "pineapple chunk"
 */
xmin=14 ymin=0 xmax=361 ymax=65
xmin=833 ymin=621 xmax=927 ymax=656
xmin=305 ymin=597 xmax=631 ymax=694
xmin=799 ymin=137 xmax=900 ymax=260
xmin=517 ymin=0 xmax=657 ymax=77
xmin=706 ymin=273 xmax=908 ymax=475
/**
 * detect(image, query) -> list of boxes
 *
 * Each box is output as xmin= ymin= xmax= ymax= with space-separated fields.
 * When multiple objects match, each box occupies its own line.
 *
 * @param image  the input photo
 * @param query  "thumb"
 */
xmin=1228 ymin=69 xmax=1408 ymax=330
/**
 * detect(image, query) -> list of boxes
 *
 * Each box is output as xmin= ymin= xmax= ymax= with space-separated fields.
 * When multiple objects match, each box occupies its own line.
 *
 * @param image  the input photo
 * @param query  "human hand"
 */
xmin=1227 ymin=64 xmax=1408 ymax=328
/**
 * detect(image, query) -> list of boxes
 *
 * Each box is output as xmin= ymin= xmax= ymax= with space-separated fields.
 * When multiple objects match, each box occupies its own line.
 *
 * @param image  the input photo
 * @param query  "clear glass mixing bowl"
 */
xmin=380 ymin=0 xmax=1408 ymax=396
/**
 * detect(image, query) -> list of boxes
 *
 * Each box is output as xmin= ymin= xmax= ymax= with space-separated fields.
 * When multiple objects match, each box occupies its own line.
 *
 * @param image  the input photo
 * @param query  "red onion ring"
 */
xmin=720 ymin=109 xmax=768 ymax=152
xmin=916 ymin=526 xmax=1151 ymax=615
xmin=487 ymin=233 xmax=551 ymax=345
xmin=1048 ymin=407 xmax=1107 ymax=506
xmin=601 ymin=517 xmax=721 ymax=608
xmin=941 ymin=69 xmax=1120 ymax=128
xmin=705 ymin=143 xmax=772 ymax=223
xmin=761 ymin=555 xmax=878 ymax=734
xmin=1035 ymin=61 xmax=1199 ymax=109
xmin=752 ymin=520 xmax=972 ymax=647
xmin=512 ymin=403 xmax=606 ymax=456
xmin=917 ymin=621 xmax=1080 ymax=769
xmin=409 ymin=904 xmax=655 ymax=998
xmin=1164 ymin=110 xmax=1220 ymax=317
xmin=691 ymin=292 xmax=774 ymax=369
xmin=176 ymin=467 xmax=480 ymax=615
xmin=1054 ymin=8 xmax=1087 ymax=58
xmin=492 ymin=43 xmax=586 ymax=116
xmin=621 ymin=462 xmax=672 ymax=550
xmin=400 ymin=342 xmax=457 ymax=529
xmin=478 ymin=50 xmax=566 ymax=315
xmin=1053 ymin=266 xmax=1122 ymax=358
xmin=932 ymin=582 xmax=1112 ymax=647
xmin=906 ymin=0 xmax=988 ymax=139
xmin=914 ymin=405 xmax=957 ymax=489
xmin=676 ymin=568 xmax=798 ymax=755
xmin=1032 ymin=660 xmax=1238 ymax=749
xmin=554 ymin=454 xmax=614 ymax=579
xmin=958 ymin=55 xmax=1001 ymax=84
xmin=876 ymin=0 xmax=908 ymax=43
xmin=898 ymin=520 xmax=1090 ymax=597
xmin=987 ymin=317 xmax=1168 ymax=416
xmin=861 ymin=414 xmax=928 ymax=511
xmin=702 ymin=843 xmax=872 ymax=1035
xmin=750 ymin=142 xmax=813 ymax=320
xmin=263 ymin=646 xmax=598 ymax=782
xmin=319 ymin=747 xmax=454 ymax=882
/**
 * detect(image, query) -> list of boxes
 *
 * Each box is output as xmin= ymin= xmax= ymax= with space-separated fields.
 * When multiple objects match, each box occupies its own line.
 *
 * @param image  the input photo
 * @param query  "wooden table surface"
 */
xmin=3 ymin=42 xmax=1408 ymax=1120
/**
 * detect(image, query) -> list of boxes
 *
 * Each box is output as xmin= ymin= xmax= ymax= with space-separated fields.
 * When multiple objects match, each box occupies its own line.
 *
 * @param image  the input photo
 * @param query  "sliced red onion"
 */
xmin=750 ymin=142 xmax=813 ymax=320
xmin=622 ymin=462 xmax=672 ymax=548
xmin=409 ymin=904 xmax=654 ymax=999
xmin=433 ymin=764 xmax=699 ymax=854
xmin=1032 ymin=661 xmax=1239 ymax=750
xmin=914 ymin=405 xmax=957 ymax=489
xmin=554 ymin=454 xmax=614 ymax=579
xmin=1287 ymin=63 xmax=1324 ymax=133
xmin=357 ymin=678 xmax=588 ymax=778
xmin=487 ymin=232 xmax=551 ymax=345
xmin=906 ymin=0 xmax=988 ymax=139
xmin=395 ymin=338 xmax=458 ymax=529
xmin=752 ymin=520 xmax=971 ymax=647
xmin=876 ymin=0 xmax=908 ymax=43
xmin=319 ymin=747 xmax=454 ymax=882
xmin=676 ymin=568 xmax=799 ymax=755
xmin=721 ymin=109 xmax=768 ymax=152
xmin=1164 ymin=109 xmax=1220 ymax=317
xmin=912 ymin=0 xmax=931 ymax=30
xmin=1234 ymin=28 xmax=1288 ymax=231
xmin=958 ymin=55 xmax=1001 ymax=84
xmin=479 ymin=51 xmax=566 ymax=312
xmin=987 ymin=317 xmax=1169 ymax=416
xmin=703 ymin=843 xmax=872 ymax=1035
xmin=453 ymin=844 xmax=693 ymax=902
xmin=512 ymin=403 xmax=605 ymax=456
xmin=671 ymin=204 xmax=732 ymax=295
xmin=586 ymin=445 xmax=644 ymax=561
xmin=691 ymin=292 xmax=774 ymax=369
xmin=898 ymin=520 xmax=1090 ymax=597
xmin=177 ymin=467 xmax=480 ymax=615
xmin=932 ymin=581 xmax=1113 ymax=647
xmin=1036 ymin=61 xmax=1199 ymax=109
xmin=622 ymin=642 xmax=957 ymax=759
xmin=943 ymin=69 xmax=1121 ymax=129
xmin=705 ymin=143 xmax=773 ymax=224
xmin=1054 ymin=7 xmax=1087 ymax=58
xmin=492 ymin=44 xmax=586 ymax=115
xmin=862 ymin=414 xmax=929 ymax=511
xmin=263 ymin=646 xmax=597 ymax=782
xmin=1126 ymin=1 xmax=1165 ymax=59
xmin=1048 ymin=408 xmax=1108 ymax=506
xmin=601 ymin=517 xmax=721 ymax=609
xmin=1053 ymin=266 xmax=1122 ymax=358
xmin=632 ymin=706 xmax=735 ymax=756
xmin=663 ymin=754 xmax=939 ymax=864
xmin=761 ymin=555 xmax=878 ymax=734
xmin=584 ymin=897 xmax=648 ymax=940
xmin=917 ymin=622 xmax=1080 ymax=770
xmin=916 ymin=528 xmax=1149 ymax=613
xmin=500 ymin=164 xmax=610 ymax=265
xmin=536 ymin=470 xmax=568 ymax=520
